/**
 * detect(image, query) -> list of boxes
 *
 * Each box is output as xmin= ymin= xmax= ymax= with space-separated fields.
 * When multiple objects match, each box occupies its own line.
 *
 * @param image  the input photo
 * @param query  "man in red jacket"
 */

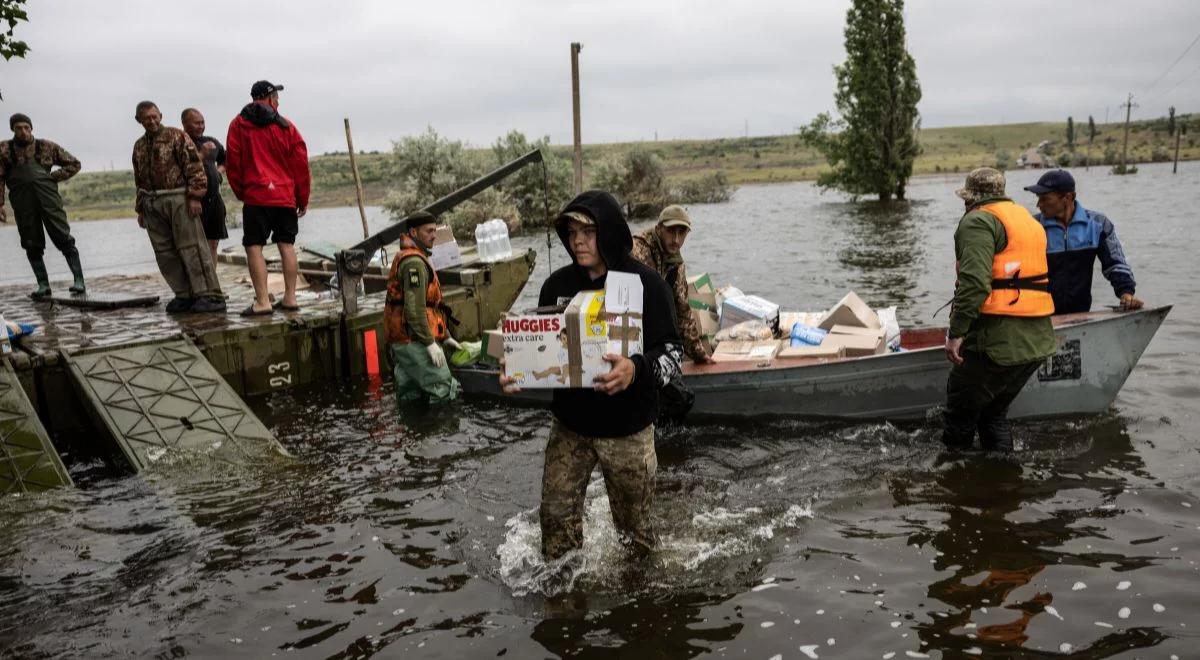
xmin=225 ymin=80 xmax=311 ymax=316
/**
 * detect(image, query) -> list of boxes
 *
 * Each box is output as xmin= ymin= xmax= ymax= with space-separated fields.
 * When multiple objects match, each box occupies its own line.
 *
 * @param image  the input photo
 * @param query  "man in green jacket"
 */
xmin=943 ymin=168 xmax=1057 ymax=452
xmin=0 ymin=113 xmax=86 ymax=298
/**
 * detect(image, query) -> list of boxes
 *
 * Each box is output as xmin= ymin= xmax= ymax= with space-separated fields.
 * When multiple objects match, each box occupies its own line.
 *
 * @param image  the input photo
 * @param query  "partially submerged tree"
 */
xmin=799 ymin=0 xmax=922 ymax=201
xmin=1066 ymin=116 xmax=1075 ymax=151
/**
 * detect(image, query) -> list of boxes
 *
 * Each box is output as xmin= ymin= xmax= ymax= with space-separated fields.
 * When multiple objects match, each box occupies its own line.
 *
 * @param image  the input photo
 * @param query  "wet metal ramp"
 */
xmin=64 ymin=339 xmax=286 ymax=471
xmin=0 ymin=359 xmax=72 ymax=492
xmin=47 ymin=291 xmax=161 ymax=309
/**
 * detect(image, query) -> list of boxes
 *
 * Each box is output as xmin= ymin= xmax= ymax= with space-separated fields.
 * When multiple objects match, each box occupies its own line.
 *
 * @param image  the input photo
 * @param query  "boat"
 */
xmin=452 ymin=306 xmax=1172 ymax=421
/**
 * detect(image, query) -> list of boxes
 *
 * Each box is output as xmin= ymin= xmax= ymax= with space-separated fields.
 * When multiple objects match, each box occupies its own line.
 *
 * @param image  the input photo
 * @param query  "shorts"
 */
xmin=201 ymin=195 xmax=228 ymax=241
xmin=242 ymin=205 xmax=298 ymax=247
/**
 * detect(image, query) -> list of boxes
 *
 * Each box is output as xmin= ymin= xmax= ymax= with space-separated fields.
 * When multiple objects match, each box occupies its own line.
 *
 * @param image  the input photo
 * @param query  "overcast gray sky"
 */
xmin=3 ymin=0 xmax=1199 ymax=170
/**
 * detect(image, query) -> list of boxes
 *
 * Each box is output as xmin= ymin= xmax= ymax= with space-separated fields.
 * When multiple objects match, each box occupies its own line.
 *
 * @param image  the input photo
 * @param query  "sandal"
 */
xmin=240 ymin=304 xmax=274 ymax=317
xmin=273 ymin=300 xmax=301 ymax=312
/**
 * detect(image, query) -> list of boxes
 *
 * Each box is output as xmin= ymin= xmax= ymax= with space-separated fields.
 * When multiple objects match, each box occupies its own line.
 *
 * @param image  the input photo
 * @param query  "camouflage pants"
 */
xmin=540 ymin=418 xmax=657 ymax=560
xmin=141 ymin=191 xmax=222 ymax=299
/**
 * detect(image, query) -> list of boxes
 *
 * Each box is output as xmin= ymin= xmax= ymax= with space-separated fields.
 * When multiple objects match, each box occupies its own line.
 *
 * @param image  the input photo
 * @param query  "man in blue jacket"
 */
xmin=1024 ymin=170 xmax=1143 ymax=314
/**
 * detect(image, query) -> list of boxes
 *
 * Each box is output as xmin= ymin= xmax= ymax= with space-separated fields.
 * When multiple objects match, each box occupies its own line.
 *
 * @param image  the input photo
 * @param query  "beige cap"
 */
xmin=558 ymin=210 xmax=594 ymax=226
xmin=658 ymin=205 xmax=691 ymax=229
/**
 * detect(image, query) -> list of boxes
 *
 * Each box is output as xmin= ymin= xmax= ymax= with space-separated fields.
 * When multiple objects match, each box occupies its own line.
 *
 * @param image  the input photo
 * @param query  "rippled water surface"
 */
xmin=2 ymin=163 xmax=1198 ymax=658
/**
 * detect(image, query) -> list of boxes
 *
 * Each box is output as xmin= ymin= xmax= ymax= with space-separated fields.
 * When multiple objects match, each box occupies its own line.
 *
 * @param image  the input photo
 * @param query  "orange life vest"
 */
xmin=385 ymin=236 xmax=449 ymax=344
xmin=976 ymin=200 xmax=1055 ymax=317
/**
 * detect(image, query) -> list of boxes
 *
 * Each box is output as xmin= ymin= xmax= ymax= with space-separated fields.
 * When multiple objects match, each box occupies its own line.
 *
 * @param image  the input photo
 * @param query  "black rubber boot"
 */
xmin=28 ymin=256 xmax=51 ymax=300
xmin=65 ymin=251 xmax=86 ymax=294
xmin=978 ymin=416 xmax=1015 ymax=453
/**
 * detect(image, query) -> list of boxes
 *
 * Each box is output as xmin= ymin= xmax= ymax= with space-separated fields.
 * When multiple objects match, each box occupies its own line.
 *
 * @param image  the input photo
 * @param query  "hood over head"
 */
xmin=239 ymin=101 xmax=291 ymax=129
xmin=555 ymin=190 xmax=633 ymax=270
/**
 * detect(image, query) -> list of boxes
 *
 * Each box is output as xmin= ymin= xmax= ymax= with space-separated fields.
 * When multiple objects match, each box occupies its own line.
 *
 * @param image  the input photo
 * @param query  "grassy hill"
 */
xmin=31 ymin=115 xmax=1200 ymax=221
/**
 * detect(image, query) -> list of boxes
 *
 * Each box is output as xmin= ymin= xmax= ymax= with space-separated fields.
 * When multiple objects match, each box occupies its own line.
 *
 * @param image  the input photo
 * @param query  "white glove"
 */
xmin=443 ymin=336 xmax=461 ymax=351
xmin=426 ymin=342 xmax=446 ymax=368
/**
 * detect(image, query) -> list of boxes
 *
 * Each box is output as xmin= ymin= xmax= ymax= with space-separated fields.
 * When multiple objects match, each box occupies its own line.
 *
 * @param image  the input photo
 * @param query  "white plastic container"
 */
xmin=475 ymin=222 xmax=491 ymax=262
xmin=0 ymin=313 xmax=12 ymax=355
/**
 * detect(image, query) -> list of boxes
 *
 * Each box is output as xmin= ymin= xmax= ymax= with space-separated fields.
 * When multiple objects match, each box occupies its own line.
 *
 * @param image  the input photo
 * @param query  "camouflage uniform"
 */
xmin=541 ymin=418 xmax=657 ymax=560
xmin=132 ymin=127 xmax=222 ymax=300
xmin=0 ymin=138 xmax=85 ymax=295
xmin=631 ymin=227 xmax=710 ymax=361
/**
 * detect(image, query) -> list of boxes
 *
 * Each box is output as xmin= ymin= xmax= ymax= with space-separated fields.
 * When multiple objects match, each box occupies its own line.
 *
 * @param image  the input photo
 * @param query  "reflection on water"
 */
xmin=2 ymin=163 xmax=1199 ymax=658
xmin=830 ymin=199 xmax=930 ymax=311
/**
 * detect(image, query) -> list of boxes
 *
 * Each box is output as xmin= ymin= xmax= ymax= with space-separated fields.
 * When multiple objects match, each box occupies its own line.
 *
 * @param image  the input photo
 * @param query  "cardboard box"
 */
xmin=687 ymin=273 xmax=717 ymax=311
xmin=777 ymin=344 xmax=846 ymax=359
xmin=818 ymin=292 xmax=880 ymax=331
xmin=482 ymin=329 xmax=504 ymax=365
xmin=720 ymin=294 xmax=780 ymax=332
xmin=712 ymin=339 xmax=781 ymax=363
xmin=694 ymin=308 xmax=719 ymax=337
xmin=823 ymin=331 xmax=884 ymax=357
xmin=502 ymin=272 xmax=643 ymax=388
xmin=828 ymin=324 xmax=884 ymax=338
xmin=430 ymin=225 xmax=463 ymax=271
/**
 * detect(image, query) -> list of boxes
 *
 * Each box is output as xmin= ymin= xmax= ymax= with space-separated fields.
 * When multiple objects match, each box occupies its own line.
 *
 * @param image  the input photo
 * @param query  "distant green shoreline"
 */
xmin=25 ymin=118 xmax=1197 ymax=222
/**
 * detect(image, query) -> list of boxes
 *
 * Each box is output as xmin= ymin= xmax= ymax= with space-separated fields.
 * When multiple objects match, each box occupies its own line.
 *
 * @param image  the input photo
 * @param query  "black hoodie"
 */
xmin=539 ymin=190 xmax=683 ymax=437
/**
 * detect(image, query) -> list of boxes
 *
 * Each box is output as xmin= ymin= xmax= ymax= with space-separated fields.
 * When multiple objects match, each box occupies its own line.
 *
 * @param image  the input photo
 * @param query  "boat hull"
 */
xmin=455 ymin=306 xmax=1171 ymax=422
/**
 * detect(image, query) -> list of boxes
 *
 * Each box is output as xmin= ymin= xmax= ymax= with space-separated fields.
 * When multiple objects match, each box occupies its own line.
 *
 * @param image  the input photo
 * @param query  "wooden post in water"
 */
xmin=570 ymin=42 xmax=583 ymax=195
xmin=344 ymin=118 xmax=370 ymax=239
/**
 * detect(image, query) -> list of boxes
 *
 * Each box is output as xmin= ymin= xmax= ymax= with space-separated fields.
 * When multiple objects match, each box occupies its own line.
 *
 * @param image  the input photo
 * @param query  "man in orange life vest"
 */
xmin=384 ymin=211 xmax=461 ymax=404
xmin=943 ymin=168 xmax=1057 ymax=452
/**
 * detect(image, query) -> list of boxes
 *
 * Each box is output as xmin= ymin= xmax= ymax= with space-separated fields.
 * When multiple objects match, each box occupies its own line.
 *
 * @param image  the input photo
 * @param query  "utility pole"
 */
xmin=1175 ymin=119 xmax=1186 ymax=174
xmin=570 ymin=42 xmax=583 ymax=195
xmin=1118 ymin=92 xmax=1137 ymax=174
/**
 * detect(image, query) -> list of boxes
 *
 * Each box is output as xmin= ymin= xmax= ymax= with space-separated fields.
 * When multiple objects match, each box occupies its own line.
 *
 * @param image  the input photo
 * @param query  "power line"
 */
xmin=1157 ymin=58 xmax=1200 ymax=100
xmin=1146 ymin=30 xmax=1200 ymax=91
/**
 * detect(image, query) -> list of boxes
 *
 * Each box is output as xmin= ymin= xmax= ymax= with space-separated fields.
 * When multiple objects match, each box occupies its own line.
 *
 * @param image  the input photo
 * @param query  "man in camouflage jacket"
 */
xmin=0 ymin=112 xmax=86 ymax=298
xmin=631 ymin=205 xmax=713 ymax=363
xmin=131 ymin=101 xmax=224 ymax=313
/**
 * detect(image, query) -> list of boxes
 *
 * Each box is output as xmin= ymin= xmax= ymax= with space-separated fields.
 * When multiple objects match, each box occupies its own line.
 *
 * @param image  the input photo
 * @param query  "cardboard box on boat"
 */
xmin=430 ymin=225 xmax=463 ymax=271
xmin=482 ymin=329 xmax=504 ymax=365
xmin=720 ymin=295 xmax=780 ymax=333
xmin=827 ymin=324 xmax=884 ymax=338
xmin=777 ymin=344 xmax=846 ymax=360
xmin=712 ymin=339 xmax=781 ymax=363
xmin=818 ymin=292 xmax=880 ymax=331
xmin=694 ymin=307 xmax=720 ymax=338
xmin=823 ymin=327 xmax=885 ymax=357
xmin=501 ymin=272 xmax=643 ymax=389
xmin=687 ymin=273 xmax=717 ymax=311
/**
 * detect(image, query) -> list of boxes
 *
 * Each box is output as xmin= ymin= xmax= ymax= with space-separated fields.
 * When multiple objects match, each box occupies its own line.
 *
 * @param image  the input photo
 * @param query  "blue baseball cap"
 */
xmin=1023 ymin=169 xmax=1075 ymax=195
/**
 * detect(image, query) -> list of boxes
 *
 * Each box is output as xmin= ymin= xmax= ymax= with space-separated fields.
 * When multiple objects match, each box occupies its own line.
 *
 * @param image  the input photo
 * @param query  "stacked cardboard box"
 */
xmin=687 ymin=273 xmax=720 ymax=345
xmin=720 ymin=294 xmax=780 ymax=333
xmin=501 ymin=272 xmax=643 ymax=389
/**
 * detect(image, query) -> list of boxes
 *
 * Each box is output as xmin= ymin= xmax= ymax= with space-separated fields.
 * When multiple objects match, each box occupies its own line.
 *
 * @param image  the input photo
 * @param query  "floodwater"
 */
xmin=2 ymin=162 xmax=1198 ymax=658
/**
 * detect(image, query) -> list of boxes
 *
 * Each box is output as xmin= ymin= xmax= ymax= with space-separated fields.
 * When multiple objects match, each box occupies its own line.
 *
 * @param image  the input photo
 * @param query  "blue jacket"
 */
xmin=1035 ymin=202 xmax=1136 ymax=314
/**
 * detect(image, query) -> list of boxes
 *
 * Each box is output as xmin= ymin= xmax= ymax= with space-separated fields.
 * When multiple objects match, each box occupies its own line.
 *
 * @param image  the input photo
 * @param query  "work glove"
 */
xmin=443 ymin=336 xmax=461 ymax=351
xmin=426 ymin=342 xmax=447 ymax=368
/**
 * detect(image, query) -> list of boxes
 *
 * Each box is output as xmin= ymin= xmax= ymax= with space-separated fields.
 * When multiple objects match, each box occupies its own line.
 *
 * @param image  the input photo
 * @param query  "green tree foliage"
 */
xmin=1168 ymin=106 xmax=1176 ymax=137
xmin=0 ymin=0 xmax=28 ymax=61
xmin=382 ymin=127 xmax=516 ymax=239
xmin=1088 ymin=116 xmax=1098 ymax=142
xmin=673 ymin=171 xmax=735 ymax=204
xmin=799 ymin=0 xmax=922 ymax=201
xmin=1066 ymin=116 xmax=1075 ymax=150
xmin=590 ymin=148 xmax=672 ymax=218
xmin=490 ymin=130 xmax=571 ymax=228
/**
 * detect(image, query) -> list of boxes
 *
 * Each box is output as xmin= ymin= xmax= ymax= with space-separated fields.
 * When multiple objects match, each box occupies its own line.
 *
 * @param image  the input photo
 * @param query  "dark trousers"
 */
xmin=10 ymin=182 xmax=77 ymax=260
xmin=942 ymin=350 xmax=1042 ymax=451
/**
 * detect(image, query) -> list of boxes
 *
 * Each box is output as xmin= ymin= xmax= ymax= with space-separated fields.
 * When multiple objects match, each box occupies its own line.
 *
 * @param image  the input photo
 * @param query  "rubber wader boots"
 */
xmin=66 ymin=251 xmax=86 ymax=294
xmin=28 ymin=255 xmax=51 ymax=299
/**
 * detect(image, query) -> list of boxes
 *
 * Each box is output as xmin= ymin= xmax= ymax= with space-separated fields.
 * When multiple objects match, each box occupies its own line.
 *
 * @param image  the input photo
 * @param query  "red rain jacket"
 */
xmin=225 ymin=103 xmax=311 ymax=209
